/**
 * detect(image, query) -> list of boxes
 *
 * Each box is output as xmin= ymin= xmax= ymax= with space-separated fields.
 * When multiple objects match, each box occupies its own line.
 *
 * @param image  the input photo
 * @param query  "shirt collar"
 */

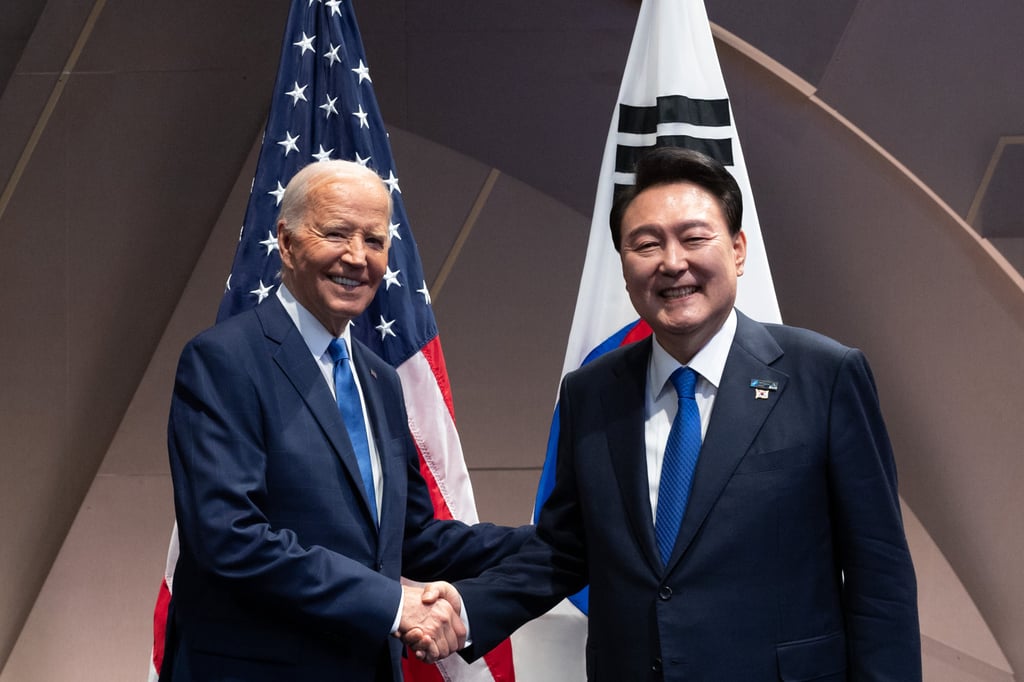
xmin=649 ymin=308 xmax=737 ymax=398
xmin=276 ymin=283 xmax=352 ymax=359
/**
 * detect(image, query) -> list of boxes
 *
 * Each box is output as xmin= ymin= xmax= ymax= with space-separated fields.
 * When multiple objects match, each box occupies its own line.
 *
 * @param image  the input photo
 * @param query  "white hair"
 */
xmin=276 ymin=160 xmax=393 ymax=235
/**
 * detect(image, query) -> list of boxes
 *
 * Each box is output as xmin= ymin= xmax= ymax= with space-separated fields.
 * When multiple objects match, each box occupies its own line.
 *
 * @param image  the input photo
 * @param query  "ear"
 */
xmin=277 ymin=223 xmax=294 ymax=270
xmin=733 ymin=230 xmax=747 ymax=276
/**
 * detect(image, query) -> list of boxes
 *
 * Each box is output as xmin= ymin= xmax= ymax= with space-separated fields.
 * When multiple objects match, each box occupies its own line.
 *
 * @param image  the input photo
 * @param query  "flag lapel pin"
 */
xmin=750 ymin=379 xmax=778 ymax=400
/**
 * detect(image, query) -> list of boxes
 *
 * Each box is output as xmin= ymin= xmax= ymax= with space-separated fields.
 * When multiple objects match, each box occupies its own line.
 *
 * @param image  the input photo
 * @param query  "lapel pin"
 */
xmin=750 ymin=379 xmax=778 ymax=400
xmin=370 ymin=369 xmax=378 ymax=380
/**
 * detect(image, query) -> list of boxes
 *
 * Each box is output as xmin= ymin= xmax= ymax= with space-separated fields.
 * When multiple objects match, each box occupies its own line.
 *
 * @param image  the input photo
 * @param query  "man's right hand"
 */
xmin=397 ymin=582 xmax=466 ymax=663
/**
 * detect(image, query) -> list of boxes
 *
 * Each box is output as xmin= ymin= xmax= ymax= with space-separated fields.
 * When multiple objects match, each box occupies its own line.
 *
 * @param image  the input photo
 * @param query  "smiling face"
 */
xmin=278 ymin=169 xmax=391 ymax=336
xmin=619 ymin=181 xmax=746 ymax=364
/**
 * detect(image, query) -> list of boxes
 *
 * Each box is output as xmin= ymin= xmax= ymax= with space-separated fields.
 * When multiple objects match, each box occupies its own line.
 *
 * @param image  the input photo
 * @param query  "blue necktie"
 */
xmin=655 ymin=367 xmax=702 ymax=566
xmin=328 ymin=339 xmax=377 ymax=524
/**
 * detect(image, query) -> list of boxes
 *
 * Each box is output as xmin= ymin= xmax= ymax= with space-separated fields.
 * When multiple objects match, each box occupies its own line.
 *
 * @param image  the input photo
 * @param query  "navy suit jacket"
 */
xmin=164 ymin=294 xmax=530 ymax=681
xmin=458 ymin=312 xmax=921 ymax=681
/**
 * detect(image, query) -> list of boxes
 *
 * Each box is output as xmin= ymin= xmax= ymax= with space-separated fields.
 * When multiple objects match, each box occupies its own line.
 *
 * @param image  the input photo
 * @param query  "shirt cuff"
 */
xmin=391 ymin=598 xmax=402 ymax=635
xmin=461 ymin=601 xmax=472 ymax=648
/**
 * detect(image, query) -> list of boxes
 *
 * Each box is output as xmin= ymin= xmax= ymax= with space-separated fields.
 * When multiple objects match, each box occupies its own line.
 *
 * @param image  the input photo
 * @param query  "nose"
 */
xmin=340 ymin=235 xmax=367 ymax=266
xmin=659 ymin=240 xmax=687 ymax=275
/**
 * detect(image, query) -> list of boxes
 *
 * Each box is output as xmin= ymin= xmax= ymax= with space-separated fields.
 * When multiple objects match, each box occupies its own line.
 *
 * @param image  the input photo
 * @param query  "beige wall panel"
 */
xmin=0 ymin=475 xmax=174 ymax=682
xmin=432 ymin=172 xmax=587 ymax=473
xmin=904 ymin=503 xmax=1012 ymax=675
xmin=464 ymin=468 xmax=542 ymax=528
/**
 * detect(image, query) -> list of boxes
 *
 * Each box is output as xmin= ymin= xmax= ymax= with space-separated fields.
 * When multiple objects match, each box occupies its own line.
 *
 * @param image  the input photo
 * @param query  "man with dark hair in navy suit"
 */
xmin=441 ymin=147 xmax=921 ymax=681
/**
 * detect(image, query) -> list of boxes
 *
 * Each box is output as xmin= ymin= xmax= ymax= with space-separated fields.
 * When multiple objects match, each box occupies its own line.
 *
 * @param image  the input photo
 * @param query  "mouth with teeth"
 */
xmin=329 ymin=275 xmax=362 ymax=288
xmin=661 ymin=285 xmax=699 ymax=299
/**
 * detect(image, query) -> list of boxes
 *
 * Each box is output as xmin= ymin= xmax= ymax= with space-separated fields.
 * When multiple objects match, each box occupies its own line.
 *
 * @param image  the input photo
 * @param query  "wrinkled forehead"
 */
xmin=306 ymin=173 xmax=391 ymax=221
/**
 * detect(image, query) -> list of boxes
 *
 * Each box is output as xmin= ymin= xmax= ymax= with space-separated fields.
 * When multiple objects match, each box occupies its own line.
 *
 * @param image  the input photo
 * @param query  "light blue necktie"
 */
xmin=655 ymin=367 xmax=702 ymax=566
xmin=328 ymin=338 xmax=377 ymax=524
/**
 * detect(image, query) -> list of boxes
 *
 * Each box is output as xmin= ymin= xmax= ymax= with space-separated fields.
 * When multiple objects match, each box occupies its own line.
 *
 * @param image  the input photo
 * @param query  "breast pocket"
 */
xmin=733 ymin=444 xmax=814 ymax=475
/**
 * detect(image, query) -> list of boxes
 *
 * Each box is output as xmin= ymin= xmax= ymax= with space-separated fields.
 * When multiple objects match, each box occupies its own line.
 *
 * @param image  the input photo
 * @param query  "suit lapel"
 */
xmin=602 ymin=338 xmax=663 ymax=575
xmin=666 ymin=313 xmax=788 ymax=570
xmin=257 ymin=296 xmax=380 ymax=531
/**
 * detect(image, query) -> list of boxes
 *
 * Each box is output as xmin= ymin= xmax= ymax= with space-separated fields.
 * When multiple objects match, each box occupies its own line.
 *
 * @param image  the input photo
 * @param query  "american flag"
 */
xmin=150 ymin=1 xmax=513 ymax=680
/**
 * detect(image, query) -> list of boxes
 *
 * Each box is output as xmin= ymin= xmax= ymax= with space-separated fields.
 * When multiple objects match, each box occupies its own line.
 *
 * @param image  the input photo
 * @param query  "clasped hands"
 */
xmin=396 ymin=582 xmax=465 ymax=663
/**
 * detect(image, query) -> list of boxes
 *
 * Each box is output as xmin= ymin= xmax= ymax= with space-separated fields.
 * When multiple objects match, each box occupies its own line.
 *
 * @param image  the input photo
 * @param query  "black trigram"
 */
xmin=614 ymin=94 xmax=733 ymax=189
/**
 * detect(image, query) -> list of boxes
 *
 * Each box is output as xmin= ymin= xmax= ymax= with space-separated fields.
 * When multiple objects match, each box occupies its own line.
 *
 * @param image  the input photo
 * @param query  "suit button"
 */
xmin=658 ymin=585 xmax=673 ymax=601
xmin=377 ymin=562 xmax=384 ymax=571
xmin=652 ymin=657 xmax=663 ymax=673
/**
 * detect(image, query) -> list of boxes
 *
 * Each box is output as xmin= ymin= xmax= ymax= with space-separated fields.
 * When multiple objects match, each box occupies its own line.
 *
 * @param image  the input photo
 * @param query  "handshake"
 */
xmin=397 ymin=582 xmax=467 ymax=664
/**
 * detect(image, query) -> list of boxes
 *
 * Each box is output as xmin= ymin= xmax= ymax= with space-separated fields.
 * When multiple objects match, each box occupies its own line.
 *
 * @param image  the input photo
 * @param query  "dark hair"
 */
xmin=609 ymin=147 xmax=743 ymax=251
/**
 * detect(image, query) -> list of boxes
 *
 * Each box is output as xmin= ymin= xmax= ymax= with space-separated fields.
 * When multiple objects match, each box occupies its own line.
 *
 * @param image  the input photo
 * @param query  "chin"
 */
xmin=658 ymin=310 xmax=705 ymax=330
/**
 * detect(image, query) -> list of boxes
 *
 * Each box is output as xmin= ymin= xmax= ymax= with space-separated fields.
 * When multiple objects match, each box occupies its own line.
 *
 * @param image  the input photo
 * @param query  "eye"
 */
xmin=632 ymin=240 xmax=660 ymax=252
xmin=365 ymin=235 xmax=386 ymax=251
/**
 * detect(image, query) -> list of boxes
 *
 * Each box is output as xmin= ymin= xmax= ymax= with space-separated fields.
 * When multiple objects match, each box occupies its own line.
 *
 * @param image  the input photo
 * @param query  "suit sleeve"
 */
xmin=828 ymin=349 xmax=922 ymax=680
xmin=168 ymin=334 xmax=402 ymax=642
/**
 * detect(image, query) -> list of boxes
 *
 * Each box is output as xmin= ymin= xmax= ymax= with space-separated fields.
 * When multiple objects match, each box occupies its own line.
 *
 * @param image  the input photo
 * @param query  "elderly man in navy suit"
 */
xmin=433 ymin=148 xmax=921 ymax=681
xmin=164 ymin=160 xmax=530 ymax=681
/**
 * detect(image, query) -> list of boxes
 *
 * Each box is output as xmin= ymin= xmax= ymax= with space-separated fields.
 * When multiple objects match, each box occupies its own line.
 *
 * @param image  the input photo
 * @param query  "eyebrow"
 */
xmin=626 ymin=220 xmax=714 ymax=235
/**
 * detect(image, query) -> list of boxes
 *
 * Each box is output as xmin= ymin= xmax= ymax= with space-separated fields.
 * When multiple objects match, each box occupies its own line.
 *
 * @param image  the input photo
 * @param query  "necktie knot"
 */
xmin=328 ymin=338 xmax=349 ymax=364
xmin=670 ymin=366 xmax=697 ymax=400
